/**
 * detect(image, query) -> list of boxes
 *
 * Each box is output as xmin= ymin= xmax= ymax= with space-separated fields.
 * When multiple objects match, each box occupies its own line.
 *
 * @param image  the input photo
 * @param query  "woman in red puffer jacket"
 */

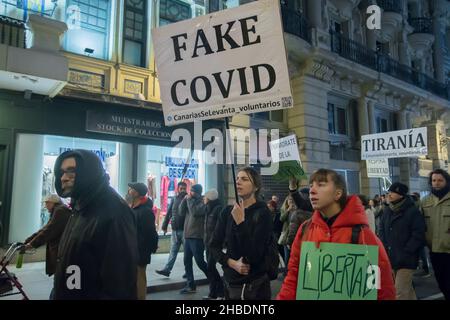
xmin=277 ymin=169 xmax=396 ymax=300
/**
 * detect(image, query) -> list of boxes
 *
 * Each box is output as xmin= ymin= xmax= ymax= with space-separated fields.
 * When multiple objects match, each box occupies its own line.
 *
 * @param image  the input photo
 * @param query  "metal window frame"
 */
xmin=123 ymin=0 xmax=147 ymax=67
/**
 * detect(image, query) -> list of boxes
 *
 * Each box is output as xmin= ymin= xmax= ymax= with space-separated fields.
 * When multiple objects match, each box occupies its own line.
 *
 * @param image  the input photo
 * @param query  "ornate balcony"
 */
xmin=408 ymin=17 xmax=435 ymax=57
xmin=330 ymin=30 xmax=449 ymax=100
xmin=281 ymin=3 xmax=311 ymax=44
xmin=330 ymin=30 xmax=377 ymax=69
xmin=328 ymin=0 xmax=361 ymax=19
xmin=377 ymin=0 xmax=403 ymax=14
xmin=409 ymin=17 xmax=433 ymax=34
xmin=377 ymin=0 xmax=403 ymax=42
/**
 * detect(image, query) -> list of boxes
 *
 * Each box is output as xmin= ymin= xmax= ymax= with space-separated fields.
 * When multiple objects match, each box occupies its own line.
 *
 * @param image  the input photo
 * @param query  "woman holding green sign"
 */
xmin=277 ymin=169 xmax=396 ymax=300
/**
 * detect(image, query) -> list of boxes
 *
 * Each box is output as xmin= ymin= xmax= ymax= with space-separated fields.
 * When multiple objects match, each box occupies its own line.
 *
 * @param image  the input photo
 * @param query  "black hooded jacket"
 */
xmin=204 ymin=199 xmax=223 ymax=248
xmin=209 ymin=200 xmax=273 ymax=285
xmin=379 ymin=195 xmax=426 ymax=270
xmin=53 ymin=150 xmax=138 ymax=300
xmin=132 ymin=197 xmax=158 ymax=266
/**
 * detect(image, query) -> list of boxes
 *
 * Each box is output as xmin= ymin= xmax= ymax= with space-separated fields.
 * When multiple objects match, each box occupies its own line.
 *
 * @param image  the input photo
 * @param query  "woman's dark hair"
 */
xmin=428 ymin=169 xmax=450 ymax=186
xmin=309 ymin=169 xmax=348 ymax=209
xmin=238 ymin=166 xmax=262 ymax=199
xmin=372 ymin=198 xmax=380 ymax=207
xmin=357 ymin=194 xmax=369 ymax=209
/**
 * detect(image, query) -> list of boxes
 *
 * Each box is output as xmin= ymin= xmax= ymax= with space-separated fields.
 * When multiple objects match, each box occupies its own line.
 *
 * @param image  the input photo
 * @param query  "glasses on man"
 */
xmin=60 ymin=167 xmax=76 ymax=177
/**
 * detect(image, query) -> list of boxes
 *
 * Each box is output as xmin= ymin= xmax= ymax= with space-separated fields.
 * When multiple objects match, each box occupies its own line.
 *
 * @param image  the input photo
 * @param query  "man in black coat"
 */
xmin=53 ymin=149 xmax=138 ymax=300
xmin=379 ymin=182 xmax=426 ymax=300
xmin=127 ymin=182 xmax=158 ymax=300
xmin=203 ymin=189 xmax=224 ymax=300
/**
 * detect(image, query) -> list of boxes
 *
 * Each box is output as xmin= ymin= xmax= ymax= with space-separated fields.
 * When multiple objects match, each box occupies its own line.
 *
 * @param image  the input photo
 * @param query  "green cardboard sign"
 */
xmin=296 ymin=241 xmax=379 ymax=300
xmin=273 ymin=160 xmax=307 ymax=182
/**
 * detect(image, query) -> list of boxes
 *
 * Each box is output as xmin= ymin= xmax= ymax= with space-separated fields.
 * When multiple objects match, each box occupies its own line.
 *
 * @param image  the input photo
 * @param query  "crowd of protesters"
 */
xmin=18 ymin=149 xmax=450 ymax=301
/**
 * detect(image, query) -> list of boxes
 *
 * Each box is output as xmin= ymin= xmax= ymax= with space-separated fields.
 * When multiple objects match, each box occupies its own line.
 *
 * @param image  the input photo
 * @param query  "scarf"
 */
xmin=388 ymin=197 xmax=406 ymax=213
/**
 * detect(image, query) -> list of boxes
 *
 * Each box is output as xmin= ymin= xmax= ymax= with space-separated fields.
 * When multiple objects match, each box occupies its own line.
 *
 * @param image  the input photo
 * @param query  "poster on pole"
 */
xmin=296 ymin=242 xmax=379 ymax=300
xmin=269 ymin=134 xmax=307 ymax=181
xmin=269 ymin=134 xmax=301 ymax=163
xmin=361 ymin=127 xmax=427 ymax=160
xmin=366 ymin=159 xmax=390 ymax=178
xmin=152 ymin=0 xmax=293 ymax=126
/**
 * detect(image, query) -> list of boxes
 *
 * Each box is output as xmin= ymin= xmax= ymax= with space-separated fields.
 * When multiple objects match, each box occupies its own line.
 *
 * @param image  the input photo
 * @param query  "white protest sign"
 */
xmin=152 ymin=0 xmax=293 ymax=126
xmin=361 ymin=127 xmax=427 ymax=160
xmin=269 ymin=134 xmax=301 ymax=163
xmin=366 ymin=159 xmax=390 ymax=178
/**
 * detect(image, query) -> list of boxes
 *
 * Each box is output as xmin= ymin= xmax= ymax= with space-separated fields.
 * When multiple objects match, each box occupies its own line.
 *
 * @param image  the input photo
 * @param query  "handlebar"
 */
xmin=1 ymin=242 xmax=31 ymax=268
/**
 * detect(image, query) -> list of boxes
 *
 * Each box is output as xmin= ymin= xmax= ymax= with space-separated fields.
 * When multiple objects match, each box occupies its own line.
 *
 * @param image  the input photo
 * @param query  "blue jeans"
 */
xmin=283 ymin=246 xmax=291 ymax=267
xmin=163 ymin=230 xmax=184 ymax=272
xmin=184 ymin=238 xmax=208 ymax=289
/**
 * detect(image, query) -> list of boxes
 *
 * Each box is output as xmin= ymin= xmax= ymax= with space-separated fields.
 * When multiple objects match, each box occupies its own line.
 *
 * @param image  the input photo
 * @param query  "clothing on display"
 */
xmin=160 ymin=176 xmax=176 ymax=214
xmin=147 ymin=174 xmax=157 ymax=200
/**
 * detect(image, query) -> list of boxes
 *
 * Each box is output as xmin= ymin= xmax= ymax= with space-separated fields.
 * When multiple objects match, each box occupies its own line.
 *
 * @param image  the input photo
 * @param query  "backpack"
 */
xmin=300 ymin=219 xmax=365 ymax=244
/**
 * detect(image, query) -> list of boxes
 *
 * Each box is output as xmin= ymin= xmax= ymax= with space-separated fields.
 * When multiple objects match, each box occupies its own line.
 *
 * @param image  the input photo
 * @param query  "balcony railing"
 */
xmin=280 ymin=3 xmax=311 ymax=44
xmin=377 ymin=0 xmax=403 ymax=14
xmin=408 ymin=17 xmax=433 ymax=34
xmin=0 ymin=15 xmax=26 ymax=48
xmin=330 ymin=30 xmax=377 ymax=69
xmin=330 ymin=30 xmax=449 ymax=100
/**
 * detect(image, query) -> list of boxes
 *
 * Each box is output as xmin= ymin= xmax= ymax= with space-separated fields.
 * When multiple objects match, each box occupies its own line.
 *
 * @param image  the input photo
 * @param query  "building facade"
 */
xmin=0 ymin=0 xmax=228 ymax=245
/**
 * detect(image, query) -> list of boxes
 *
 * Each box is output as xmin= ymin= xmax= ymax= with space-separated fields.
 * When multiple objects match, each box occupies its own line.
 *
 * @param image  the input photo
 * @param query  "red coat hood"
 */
xmin=310 ymin=195 xmax=368 ymax=230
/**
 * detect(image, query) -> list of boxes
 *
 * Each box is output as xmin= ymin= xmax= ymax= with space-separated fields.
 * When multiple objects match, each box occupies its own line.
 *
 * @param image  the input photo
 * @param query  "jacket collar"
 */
xmin=311 ymin=195 xmax=368 ymax=230
xmin=437 ymin=191 xmax=450 ymax=205
xmin=132 ymin=196 xmax=149 ymax=209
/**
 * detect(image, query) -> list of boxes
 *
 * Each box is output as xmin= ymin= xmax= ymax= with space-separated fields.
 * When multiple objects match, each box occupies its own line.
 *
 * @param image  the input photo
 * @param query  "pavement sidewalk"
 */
xmin=1 ymin=252 xmax=209 ymax=300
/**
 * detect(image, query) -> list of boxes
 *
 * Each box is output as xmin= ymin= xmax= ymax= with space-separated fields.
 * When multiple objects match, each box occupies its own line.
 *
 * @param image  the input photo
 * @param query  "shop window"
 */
xmin=123 ymin=0 xmax=147 ymax=67
xmin=137 ymin=145 xmax=214 ymax=233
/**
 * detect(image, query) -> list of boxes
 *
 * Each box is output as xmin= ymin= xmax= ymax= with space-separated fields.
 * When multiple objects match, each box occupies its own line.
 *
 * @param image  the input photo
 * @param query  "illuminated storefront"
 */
xmin=0 ymin=91 xmax=223 ymax=245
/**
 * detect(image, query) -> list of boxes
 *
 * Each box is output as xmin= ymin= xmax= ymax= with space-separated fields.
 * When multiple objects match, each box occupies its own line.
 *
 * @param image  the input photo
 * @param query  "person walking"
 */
xmin=202 ymin=188 xmax=225 ymax=300
xmin=358 ymin=194 xmax=376 ymax=232
xmin=277 ymin=169 xmax=395 ymax=300
xmin=209 ymin=167 xmax=274 ymax=300
xmin=156 ymin=182 xmax=188 ymax=278
xmin=178 ymin=184 xmax=208 ymax=294
xmin=379 ymin=182 xmax=426 ymax=300
xmin=127 ymin=182 xmax=159 ymax=300
xmin=420 ymin=169 xmax=450 ymax=300
xmin=52 ymin=149 xmax=138 ymax=299
xmin=24 ymin=194 xmax=71 ymax=299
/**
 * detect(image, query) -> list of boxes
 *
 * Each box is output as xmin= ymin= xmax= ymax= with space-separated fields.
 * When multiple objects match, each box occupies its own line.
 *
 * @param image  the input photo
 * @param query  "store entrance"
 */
xmin=0 ymin=145 xmax=7 ymax=242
